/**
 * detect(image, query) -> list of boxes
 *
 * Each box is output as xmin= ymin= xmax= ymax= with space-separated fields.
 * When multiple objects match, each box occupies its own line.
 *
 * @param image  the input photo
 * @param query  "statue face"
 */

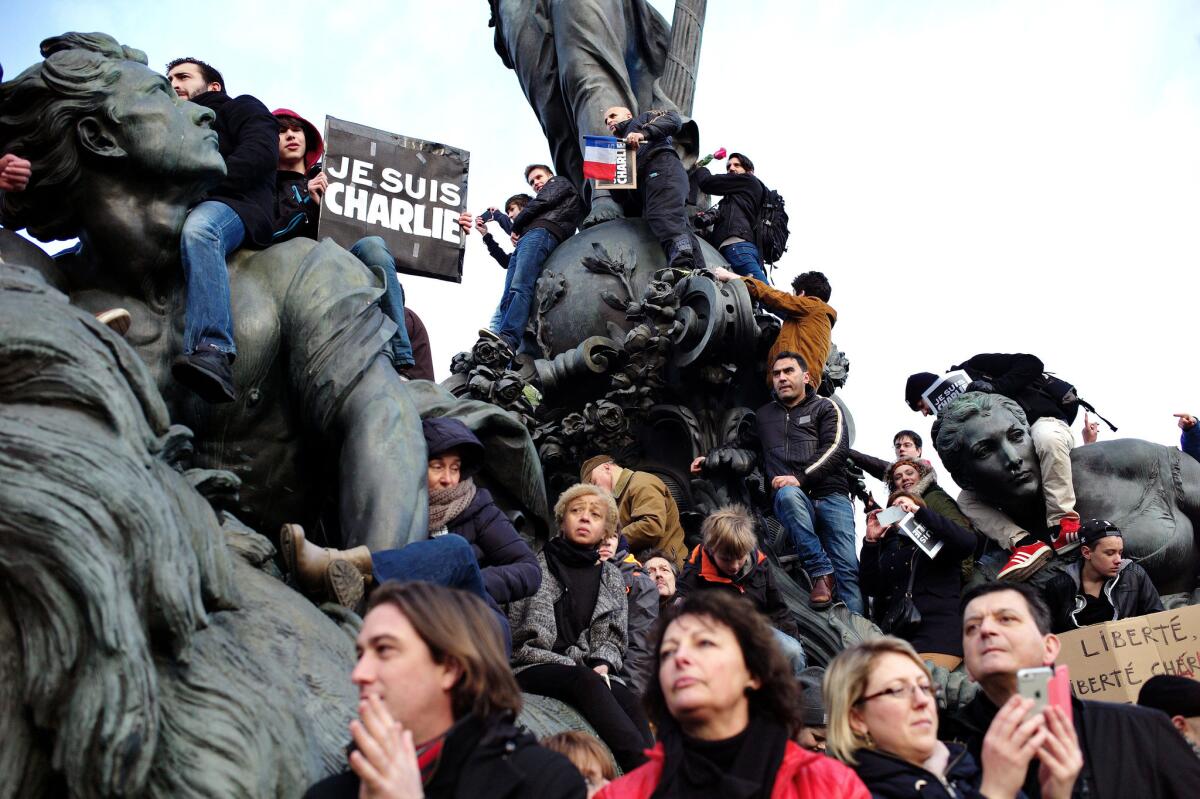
xmin=97 ymin=62 xmax=225 ymax=180
xmin=956 ymin=406 xmax=1040 ymax=502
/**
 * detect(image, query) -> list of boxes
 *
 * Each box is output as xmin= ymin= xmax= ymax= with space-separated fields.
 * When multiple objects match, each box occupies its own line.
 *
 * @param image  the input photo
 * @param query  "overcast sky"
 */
xmin=5 ymin=0 xmax=1200 ymax=502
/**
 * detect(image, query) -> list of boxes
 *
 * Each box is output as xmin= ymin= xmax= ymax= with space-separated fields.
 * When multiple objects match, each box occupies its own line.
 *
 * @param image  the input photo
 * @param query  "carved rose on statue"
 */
xmin=471 ymin=339 xmax=508 ymax=369
xmin=642 ymin=280 xmax=673 ymax=307
xmin=560 ymin=412 xmax=587 ymax=442
xmin=449 ymin=351 xmax=474 ymax=375
xmin=588 ymin=400 xmax=628 ymax=436
xmin=493 ymin=371 xmax=526 ymax=406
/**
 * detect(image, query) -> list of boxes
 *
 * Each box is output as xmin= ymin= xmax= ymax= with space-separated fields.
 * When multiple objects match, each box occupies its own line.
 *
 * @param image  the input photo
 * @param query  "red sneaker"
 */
xmin=1050 ymin=517 xmax=1081 ymax=554
xmin=997 ymin=541 xmax=1052 ymax=580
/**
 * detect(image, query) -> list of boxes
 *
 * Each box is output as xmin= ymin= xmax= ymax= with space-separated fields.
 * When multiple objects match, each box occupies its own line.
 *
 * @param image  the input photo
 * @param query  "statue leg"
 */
xmin=1030 ymin=418 xmax=1078 ymax=527
xmin=550 ymin=0 xmax=642 ymax=221
xmin=497 ymin=1 xmax=581 ymax=185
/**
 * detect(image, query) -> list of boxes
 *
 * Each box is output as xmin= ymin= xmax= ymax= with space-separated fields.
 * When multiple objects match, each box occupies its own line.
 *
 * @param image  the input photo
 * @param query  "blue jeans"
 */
xmin=720 ymin=241 xmax=770 ymax=284
xmin=774 ymin=487 xmax=863 ymax=614
xmin=772 ymin=628 xmax=807 ymax=676
xmin=371 ymin=535 xmax=512 ymax=654
xmin=180 ymin=200 xmax=244 ymax=355
xmin=350 ymin=236 xmax=415 ymax=368
xmin=497 ymin=227 xmax=559 ymax=352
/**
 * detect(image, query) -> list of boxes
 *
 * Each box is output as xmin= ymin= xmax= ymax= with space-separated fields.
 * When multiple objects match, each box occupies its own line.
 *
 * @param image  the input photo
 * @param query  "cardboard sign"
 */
xmin=1056 ymin=605 xmax=1200 ymax=703
xmin=596 ymin=142 xmax=637 ymax=190
xmin=319 ymin=116 xmax=468 ymax=283
xmin=922 ymin=369 xmax=971 ymax=415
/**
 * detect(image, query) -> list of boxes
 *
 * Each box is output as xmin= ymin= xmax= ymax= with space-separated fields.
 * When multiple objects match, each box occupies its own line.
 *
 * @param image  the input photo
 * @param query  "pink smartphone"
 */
xmin=1048 ymin=664 xmax=1072 ymax=723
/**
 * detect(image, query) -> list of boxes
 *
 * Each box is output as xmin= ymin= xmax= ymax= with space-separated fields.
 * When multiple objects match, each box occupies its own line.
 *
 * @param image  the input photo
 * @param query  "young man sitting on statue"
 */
xmin=167 ymin=57 xmax=277 ymax=403
xmin=478 ymin=164 xmax=585 ymax=360
xmin=270 ymin=109 xmax=421 ymax=375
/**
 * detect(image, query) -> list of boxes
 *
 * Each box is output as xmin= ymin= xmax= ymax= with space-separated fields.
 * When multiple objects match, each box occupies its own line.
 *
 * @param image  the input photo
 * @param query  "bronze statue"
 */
xmin=934 ymin=392 xmax=1200 ymax=597
xmin=488 ymin=0 xmax=701 ymax=225
xmin=0 ymin=33 xmax=426 ymax=552
xmin=0 ymin=264 xmax=359 ymax=798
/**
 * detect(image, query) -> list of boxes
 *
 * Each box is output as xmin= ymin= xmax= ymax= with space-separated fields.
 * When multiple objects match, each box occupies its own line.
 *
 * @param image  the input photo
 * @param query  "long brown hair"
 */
xmin=366 ymin=581 xmax=522 ymax=720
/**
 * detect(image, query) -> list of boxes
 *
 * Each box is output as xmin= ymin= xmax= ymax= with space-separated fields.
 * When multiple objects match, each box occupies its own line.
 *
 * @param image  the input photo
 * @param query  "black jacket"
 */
xmin=1043 ymin=559 xmax=1163 ymax=634
xmin=860 ymin=507 xmax=976 ymax=656
xmin=482 ymin=232 xmax=511 ymax=268
xmin=189 ymin=90 xmax=279 ymax=247
xmin=694 ymin=167 xmax=765 ymax=246
xmin=676 ymin=545 xmax=801 ymax=639
xmin=512 ymin=175 xmax=585 ymax=243
xmin=941 ymin=692 xmax=1200 ymax=799
xmin=852 ymin=743 xmax=995 ymax=799
xmin=445 ymin=487 xmax=541 ymax=605
xmin=303 ymin=714 xmax=586 ymax=799
xmin=613 ymin=109 xmax=683 ymax=168
xmin=953 ymin=353 xmax=1066 ymax=424
xmin=422 ymin=417 xmax=540 ymax=604
xmin=272 ymin=165 xmax=322 ymax=243
xmin=756 ymin=386 xmax=850 ymax=498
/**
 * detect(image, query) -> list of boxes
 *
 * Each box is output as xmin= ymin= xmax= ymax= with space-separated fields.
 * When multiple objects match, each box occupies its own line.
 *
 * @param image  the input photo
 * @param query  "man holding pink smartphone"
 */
xmin=942 ymin=582 xmax=1200 ymax=798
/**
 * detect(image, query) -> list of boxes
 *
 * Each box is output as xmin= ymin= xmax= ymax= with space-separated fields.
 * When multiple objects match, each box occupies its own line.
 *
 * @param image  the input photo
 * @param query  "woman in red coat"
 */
xmin=597 ymin=590 xmax=868 ymax=799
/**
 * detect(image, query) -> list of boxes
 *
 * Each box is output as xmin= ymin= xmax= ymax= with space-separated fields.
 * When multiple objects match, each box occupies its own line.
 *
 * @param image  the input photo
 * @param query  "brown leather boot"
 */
xmin=279 ymin=523 xmax=374 ymax=598
xmin=810 ymin=574 xmax=835 ymax=609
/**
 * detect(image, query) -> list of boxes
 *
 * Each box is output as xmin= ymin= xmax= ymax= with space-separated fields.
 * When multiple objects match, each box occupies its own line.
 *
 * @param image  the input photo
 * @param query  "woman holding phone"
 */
xmin=859 ymin=491 xmax=977 ymax=669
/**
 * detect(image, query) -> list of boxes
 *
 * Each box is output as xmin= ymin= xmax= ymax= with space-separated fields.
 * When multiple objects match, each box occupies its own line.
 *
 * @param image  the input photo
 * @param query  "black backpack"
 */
xmin=754 ymin=187 xmax=790 ymax=265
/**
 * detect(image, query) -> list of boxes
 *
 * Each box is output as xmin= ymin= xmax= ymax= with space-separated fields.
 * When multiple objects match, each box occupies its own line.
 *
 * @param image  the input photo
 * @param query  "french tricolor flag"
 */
xmin=583 ymin=135 xmax=621 ymax=181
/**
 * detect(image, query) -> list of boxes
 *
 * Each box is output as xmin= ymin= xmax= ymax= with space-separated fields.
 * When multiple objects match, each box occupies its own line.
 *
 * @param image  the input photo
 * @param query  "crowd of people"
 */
xmin=4 ymin=49 xmax=1200 ymax=799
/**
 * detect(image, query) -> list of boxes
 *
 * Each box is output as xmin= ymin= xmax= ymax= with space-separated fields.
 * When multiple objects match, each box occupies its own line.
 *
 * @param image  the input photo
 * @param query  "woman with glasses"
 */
xmin=825 ymin=637 xmax=1070 ymax=799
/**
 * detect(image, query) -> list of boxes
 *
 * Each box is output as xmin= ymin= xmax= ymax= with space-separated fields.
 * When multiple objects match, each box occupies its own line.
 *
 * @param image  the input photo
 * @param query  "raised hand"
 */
xmin=349 ymin=695 xmax=425 ymax=799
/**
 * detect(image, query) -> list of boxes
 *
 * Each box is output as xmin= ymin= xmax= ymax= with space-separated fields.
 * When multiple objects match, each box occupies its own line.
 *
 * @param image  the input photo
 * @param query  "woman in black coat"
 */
xmin=859 ymin=491 xmax=976 ymax=669
xmin=282 ymin=417 xmax=541 ymax=610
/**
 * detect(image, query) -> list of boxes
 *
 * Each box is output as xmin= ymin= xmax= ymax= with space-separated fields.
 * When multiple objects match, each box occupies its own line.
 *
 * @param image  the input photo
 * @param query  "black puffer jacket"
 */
xmin=512 ymin=175 xmax=586 ymax=243
xmin=272 ymin=165 xmax=322 ymax=243
xmin=953 ymin=353 xmax=1066 ymax=424
xmin=860 ymin=507 xmax=976 ymax=656
xmin=423 ymin=417 xmax=540 ymax=605
xmin=188 ymin=90 xmax=279 ymax=247
xmin=303 ymin=713 xmax=586 ymax=799
xmin=613 ymin=109 xmax=683 ymax=166
xmin=693 ymin=167 xmax=765 ymax=245
xmin=1043 ymin=559 xmax=1163 ymax=634
xmin=446 ymin=486 xmax=541 ymax=604
xmin=852 ymin=744 xmax=994 ymax=799
xmin=756 ymin=385 xmax=849 ymax=498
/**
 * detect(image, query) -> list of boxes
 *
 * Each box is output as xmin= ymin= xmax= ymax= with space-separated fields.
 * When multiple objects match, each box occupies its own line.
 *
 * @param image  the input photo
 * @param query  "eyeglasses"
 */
xmin=856 ymin=682 xmax=939 ymax=705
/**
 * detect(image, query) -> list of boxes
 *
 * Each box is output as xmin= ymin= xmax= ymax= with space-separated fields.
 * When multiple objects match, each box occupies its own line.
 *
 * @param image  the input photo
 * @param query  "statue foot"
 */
xmin=580 ymin=197 xmax=624 ymax=229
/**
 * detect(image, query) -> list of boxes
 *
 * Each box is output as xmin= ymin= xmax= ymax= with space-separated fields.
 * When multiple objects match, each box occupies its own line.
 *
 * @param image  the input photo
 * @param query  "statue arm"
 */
xmin=332 ymin=357 xmax=429 ymax=550
xmin=282 ymin=239 xmax=428 ymax=551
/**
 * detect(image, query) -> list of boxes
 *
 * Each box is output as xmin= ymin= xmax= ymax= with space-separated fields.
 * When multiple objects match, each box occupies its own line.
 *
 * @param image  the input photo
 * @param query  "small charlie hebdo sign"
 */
xmin=319 ymin=116 xmax=468 ymax=283
xmin=922 ymin=370 xmax=971 ymax=415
